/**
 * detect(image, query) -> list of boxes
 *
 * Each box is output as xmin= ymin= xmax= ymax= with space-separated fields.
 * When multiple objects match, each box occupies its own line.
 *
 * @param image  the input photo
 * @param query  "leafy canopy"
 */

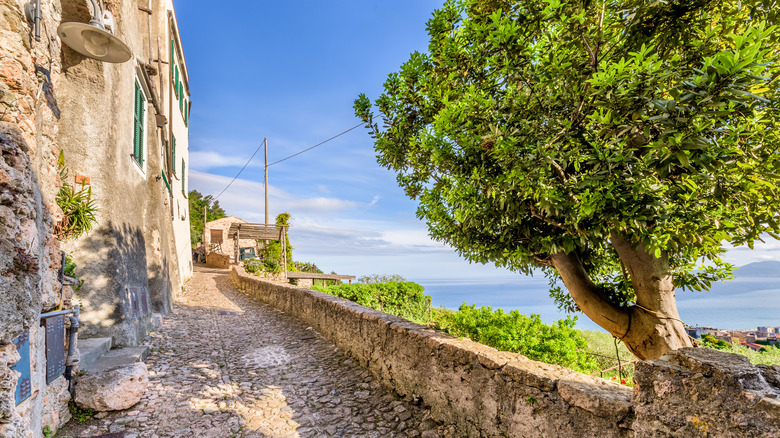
xmin=355 ymin=0 xmax=780 ymax=310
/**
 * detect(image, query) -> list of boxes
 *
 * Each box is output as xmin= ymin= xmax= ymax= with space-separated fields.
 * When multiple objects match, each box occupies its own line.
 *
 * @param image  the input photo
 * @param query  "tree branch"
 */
xmin=550 ymin=251 xmax=630 ymax=336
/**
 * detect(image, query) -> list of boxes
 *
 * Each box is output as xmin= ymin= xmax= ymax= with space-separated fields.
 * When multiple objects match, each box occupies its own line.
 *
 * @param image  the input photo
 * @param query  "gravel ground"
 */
xmin=56 ymin=265 xmax=455 ymax=438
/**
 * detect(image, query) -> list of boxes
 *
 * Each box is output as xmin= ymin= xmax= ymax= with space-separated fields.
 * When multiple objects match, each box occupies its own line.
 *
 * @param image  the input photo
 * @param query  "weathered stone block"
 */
xmin=632 ymin=348 xmax=780 ymax=437
xmin=74 ymin=362 xmax=149 ymax=411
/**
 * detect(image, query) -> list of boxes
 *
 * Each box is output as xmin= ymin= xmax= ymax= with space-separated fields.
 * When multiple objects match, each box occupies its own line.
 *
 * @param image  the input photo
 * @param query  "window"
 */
xmin=132 ymin=80 xmax=145 ymax=168
xmin=171 ymin=135 xmax=176 ymax=175
xmin=181 ymin=159 xmax=186 ymax=192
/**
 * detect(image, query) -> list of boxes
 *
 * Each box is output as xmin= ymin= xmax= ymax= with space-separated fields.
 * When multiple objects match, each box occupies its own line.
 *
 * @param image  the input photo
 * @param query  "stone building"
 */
xmin=0 ymin=0 xmax=191 ymax=436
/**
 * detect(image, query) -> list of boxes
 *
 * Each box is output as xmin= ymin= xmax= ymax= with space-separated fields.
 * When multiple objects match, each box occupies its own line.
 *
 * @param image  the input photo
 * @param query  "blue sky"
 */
xmin=176 ymin=1 xmax=779 ymax=282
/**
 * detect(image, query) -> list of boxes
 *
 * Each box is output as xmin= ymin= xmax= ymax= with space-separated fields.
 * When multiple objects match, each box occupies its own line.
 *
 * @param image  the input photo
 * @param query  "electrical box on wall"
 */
xmin=10 ymin=330 xmax=31 ymax=405
xmin=42 ymin=315 xmax=65 ymax=384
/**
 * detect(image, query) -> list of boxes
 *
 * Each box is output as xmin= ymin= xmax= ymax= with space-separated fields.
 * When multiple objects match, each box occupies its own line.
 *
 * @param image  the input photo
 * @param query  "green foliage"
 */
xmin=295 ymin=261 xmax=323 ymax=273
xmin=68 ymin=400 xmax=94 ymax=424
xmin=314 ymin=282 xmax=432 ymax=323
xmin=355 ymin=0 xmax=780 ymax=316
xmin=63 ymin=255 xmax=84 ymax=293
xmin=188 ymin=190 xmax=227 ymax=247
xmin=42 ymin=425 xmax=54 ymax=438
xmin=359 ymin=274 xmax=408 ymax=284
xmin=701 ymin=334 xmax=731 ymax=350
xmin=243 ymin=257 xmax=282 ymax=275
xmin=243 ymin=259 xmax=263 ymax=274
xmin=436 ymin=304 xmax=597 ymax=373
xmin=580 ymin=330 xmax=637 ymax=382
xmin=55 ymin=152 xmax=98 ymax=239
xmin=263 ymin=257 xmax=282 ymax=275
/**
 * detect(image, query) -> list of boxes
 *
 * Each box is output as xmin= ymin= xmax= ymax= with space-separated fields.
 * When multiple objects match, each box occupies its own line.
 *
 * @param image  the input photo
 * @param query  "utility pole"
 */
xmin=203 ymin=204 xmax=207 ymax=257
xmin=264 ymin=137 xmax=269 ymax=227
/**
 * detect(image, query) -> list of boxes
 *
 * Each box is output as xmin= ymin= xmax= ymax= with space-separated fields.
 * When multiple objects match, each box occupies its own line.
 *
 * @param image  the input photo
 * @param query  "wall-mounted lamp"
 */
xmin=57 ymin=0 xmax=132 ymax=63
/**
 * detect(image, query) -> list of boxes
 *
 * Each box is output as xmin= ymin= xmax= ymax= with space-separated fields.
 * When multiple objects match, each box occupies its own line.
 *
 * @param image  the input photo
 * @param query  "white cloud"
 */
xmin=189 ymin=170 xmax=359 ymax=218
xmin=189 ymin=150 xmax=264 ymax=170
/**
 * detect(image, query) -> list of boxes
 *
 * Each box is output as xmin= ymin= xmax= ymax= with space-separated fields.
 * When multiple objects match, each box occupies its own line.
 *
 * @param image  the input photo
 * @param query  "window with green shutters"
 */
xmin=181 ymin=159 xmax=186 ymax=192
xmin=132 ymin=81 xmax=145 ymax=168
xmin=171 ymin=134 xmax=176 ymax=175
xmin=174 ymin=64 xmax=179 ymax=98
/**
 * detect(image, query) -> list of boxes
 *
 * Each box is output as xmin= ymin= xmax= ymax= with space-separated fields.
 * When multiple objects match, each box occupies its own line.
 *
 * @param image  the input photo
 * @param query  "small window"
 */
xmin=132 ymin=80 xmax=145 ymax=168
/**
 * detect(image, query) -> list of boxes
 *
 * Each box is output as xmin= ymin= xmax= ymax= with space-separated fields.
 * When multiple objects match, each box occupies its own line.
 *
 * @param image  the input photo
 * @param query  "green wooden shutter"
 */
xmin=184 ymin=99 xmax=188 ymax=125
xmin=133 ymin=82 xmax=144 ymax=167
xmin=182 ymin=159 xmax=186 ymax=192
xmin=174 ymin=65 xmax=179 ymax=97
xmin=171 ymin=135 xmax=176 ymax=174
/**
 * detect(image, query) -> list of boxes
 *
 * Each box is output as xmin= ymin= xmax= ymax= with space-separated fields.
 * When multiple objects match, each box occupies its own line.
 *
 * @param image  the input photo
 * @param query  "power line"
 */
xmin=267 ymin=119 xmax=369 ymax=167
xmin=211 ymin=117 xmax=375 ymax=200
xmin=212 ymin=142 xmax=263 ymax=201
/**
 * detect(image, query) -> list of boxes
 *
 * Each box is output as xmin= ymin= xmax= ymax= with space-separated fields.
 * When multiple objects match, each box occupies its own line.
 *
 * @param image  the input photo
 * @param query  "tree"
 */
xmin=355 ymin=0 xmax=780 ymax=360
xmin=188 ymin=190 xmax=227 ymax=247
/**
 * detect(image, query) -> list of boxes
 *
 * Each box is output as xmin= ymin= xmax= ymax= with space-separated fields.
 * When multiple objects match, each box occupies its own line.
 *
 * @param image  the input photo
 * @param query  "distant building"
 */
xmin=686 ymin=327 xmax=718 ymax=339
xmin=741 ymin=342 xmax=765 ymax=352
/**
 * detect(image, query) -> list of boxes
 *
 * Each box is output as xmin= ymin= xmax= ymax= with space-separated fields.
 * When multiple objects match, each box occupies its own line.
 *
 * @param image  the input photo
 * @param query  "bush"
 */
xmin=358 ymin=274 xmax=407 ymax=284
xmin=436 ymin=304 xmax=598 ymax=373
xmin=313 ymin=282 xmax=431 ymax=323
xmin=244 ymin=259 xmax=263 ymax=274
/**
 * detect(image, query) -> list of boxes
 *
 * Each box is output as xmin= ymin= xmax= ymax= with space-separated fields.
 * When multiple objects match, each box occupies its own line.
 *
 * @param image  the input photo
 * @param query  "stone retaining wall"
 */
xmin=231 ymin=267 xmax=780 ymax=437
xmin=205 ymin=252 xmax=231 ymax=269
xmin=232 ymin=267 xmax=634 ymax=437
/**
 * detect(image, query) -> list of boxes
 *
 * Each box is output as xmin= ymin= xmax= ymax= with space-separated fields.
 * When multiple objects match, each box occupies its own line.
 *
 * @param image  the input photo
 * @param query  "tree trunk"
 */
xmin=550 ymin=234 xmax=693 ymax=360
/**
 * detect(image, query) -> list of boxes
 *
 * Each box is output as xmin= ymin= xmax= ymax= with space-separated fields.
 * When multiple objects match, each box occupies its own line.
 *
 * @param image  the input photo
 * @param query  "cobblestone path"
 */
xmin=58 ymin=265 xmax=455 ymax=438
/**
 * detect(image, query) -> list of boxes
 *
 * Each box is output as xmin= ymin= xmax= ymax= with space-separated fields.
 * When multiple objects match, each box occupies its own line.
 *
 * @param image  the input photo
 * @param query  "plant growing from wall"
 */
xmin=55 ymin=152 xmax=98 ymax=239
xmin=64 ymin=254 xmax=84 ymax=292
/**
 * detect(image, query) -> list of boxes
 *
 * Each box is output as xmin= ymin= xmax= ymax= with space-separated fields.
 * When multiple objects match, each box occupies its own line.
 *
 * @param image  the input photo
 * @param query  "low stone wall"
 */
xmin=232 ymin=267 xmax=780 ymax=437
xmin=232 ymin=267 xmax=634 ymax=437
xmin=205 ymin=252 xmax=231 ymax=269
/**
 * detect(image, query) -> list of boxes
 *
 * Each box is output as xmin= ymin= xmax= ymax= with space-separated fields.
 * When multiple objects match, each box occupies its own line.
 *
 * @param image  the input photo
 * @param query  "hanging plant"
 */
xmin=55 ymin=152 xmax=98 ymax=239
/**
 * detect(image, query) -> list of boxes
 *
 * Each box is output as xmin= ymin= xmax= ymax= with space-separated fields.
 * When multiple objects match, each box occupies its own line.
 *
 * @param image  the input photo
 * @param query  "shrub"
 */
xmin=358 ymin=274 xmax=407 ymax=284
xmin=436 ymin=304 xmax=598 ymax=373
xmin=244 ymin=259 xmax=263 ymax=274
xmin=313 ymin=282 xmax=432 ymax=323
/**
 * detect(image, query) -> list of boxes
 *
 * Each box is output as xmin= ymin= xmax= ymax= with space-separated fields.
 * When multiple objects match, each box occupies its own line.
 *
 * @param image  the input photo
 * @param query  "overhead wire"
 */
xmin=211 ymin=116 xmax=377 ymax=200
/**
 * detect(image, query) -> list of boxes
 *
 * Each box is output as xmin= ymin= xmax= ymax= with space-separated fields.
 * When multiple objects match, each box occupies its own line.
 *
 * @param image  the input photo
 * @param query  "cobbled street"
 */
xmin=57 ymin=265 xmax=455 ymax=438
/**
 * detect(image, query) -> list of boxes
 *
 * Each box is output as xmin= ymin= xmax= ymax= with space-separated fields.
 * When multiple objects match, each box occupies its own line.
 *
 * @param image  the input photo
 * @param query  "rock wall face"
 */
xmin=232 ymin=267 xmax=780 ymax=438
xmin=1 ymin=0 xmax=67 ymax=435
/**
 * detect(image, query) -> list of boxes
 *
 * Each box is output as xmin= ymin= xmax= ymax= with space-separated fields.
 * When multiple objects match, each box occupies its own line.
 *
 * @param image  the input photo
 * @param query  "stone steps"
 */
xmin=77 ymin=337 xmax=149 ymax=373
xmin=77 ymin=337 xmax=112 ymax=371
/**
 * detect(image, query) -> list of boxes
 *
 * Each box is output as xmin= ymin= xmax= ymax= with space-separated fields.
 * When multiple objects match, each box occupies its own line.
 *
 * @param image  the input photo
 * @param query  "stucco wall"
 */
xmin=232 ymin=267 xmax=780 ymax=438
xmin=56 ymin=0 xmax=184 ymax=347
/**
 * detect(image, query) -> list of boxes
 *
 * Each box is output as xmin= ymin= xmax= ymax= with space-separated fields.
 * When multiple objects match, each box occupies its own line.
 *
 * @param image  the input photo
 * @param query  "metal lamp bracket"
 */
xmin=102 ymin=10 xmax=116 ymax=34
xmin=24 ymin=0 xmax=42 ymax=42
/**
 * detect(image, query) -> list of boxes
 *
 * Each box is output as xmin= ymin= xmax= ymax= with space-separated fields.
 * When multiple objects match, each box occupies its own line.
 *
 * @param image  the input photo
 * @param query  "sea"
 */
xmin=412 ymin=274 xmax=780 ymax=332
